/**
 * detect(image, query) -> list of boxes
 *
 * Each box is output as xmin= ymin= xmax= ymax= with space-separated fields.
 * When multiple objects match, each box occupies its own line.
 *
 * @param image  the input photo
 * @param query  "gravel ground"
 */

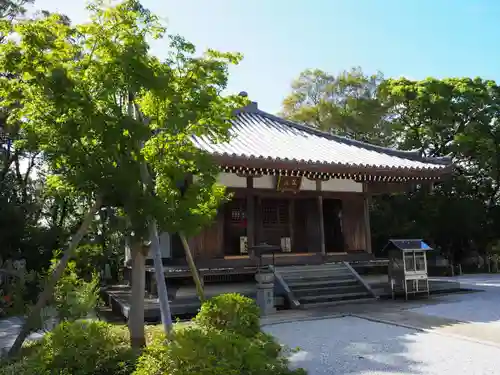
xmin=410 ymin=274 xmax=500 ymax=324
xmin=264 ymin=316 xmax=500 ymax=375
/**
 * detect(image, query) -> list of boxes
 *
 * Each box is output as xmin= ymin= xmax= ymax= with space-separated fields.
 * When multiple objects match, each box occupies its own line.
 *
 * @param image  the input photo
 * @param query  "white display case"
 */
xmin=384 ymin=239 xmax=432 ymax=300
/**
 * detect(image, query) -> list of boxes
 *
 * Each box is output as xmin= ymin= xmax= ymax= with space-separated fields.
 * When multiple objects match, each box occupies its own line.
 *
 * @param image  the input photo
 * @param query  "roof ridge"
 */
xmin=243 ymin=108 xmax=452 ymax=166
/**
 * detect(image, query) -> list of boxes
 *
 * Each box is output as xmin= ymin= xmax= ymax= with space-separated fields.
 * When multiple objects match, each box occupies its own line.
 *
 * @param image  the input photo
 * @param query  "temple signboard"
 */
xmin=276 ymin=176 xmax=302 ymax=193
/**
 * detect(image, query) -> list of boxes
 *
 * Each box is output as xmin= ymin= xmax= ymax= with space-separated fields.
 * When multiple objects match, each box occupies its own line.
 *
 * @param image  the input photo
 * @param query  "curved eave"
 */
xmin=212 ymin=153 xmax=453 ymax=179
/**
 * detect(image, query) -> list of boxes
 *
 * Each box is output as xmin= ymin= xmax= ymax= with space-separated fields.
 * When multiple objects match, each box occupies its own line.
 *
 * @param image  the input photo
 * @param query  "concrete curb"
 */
xmin=261 ymin=313 xmax=346 ymax=327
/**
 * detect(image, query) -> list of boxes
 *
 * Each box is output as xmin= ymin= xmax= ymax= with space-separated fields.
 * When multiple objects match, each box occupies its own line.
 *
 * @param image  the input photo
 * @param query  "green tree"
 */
xmin=372 ymin=77 xmax=500 ymax=262
xmin=2 ymin=0 xmax=243 ymax=355
xmin=281 ymin=67 xmax=390 ymax=144
xmin=0 ymin=0 xmax=34 ymax=21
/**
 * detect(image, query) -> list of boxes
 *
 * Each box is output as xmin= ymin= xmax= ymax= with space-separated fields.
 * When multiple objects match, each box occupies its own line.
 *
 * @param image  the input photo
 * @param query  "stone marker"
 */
xmin=255 ymin=271 xmax=275 ymax=315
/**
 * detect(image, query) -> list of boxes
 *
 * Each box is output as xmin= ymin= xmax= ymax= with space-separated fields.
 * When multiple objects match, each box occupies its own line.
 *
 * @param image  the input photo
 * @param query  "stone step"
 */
xmin=280 ymin=268 xmax=353 ymax=277
xmin=299 ymin=291 xmax=372 ymax=304
xmin=287 ymin=278 xmax=359 ymax=288
xmin=277 ymin=264 xmax=347 ymax=273
xmin=293 ymin=284 xmax=367 ymax=297
xmin=283 ymin=272 xmax=357 ymax=283
xmin=274 ymin=263 xmax=375 ymax=310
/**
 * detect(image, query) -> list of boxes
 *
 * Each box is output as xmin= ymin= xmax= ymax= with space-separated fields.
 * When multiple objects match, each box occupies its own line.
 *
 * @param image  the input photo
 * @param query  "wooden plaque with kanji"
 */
xmin=276 ymin=175 xmax=302 ymax=192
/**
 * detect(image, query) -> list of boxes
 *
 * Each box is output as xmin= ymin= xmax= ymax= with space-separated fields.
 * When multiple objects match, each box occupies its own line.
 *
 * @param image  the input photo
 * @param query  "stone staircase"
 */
xmin=273 ymin=262 xmax=377 ymax=309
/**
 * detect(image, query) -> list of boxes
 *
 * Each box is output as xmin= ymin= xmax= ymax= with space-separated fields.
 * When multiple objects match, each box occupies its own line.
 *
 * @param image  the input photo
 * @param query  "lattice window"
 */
xmin=262 ymin=205 xmax=277 ymax=226
xmin=262 ymin=200 xmax=289 ymax=227
xmin=228 ymin=199 xmax=246 ymax=224
xmin=278 ymin=202 xmax=288 ymax=223
xmin=230 ymin=207 xmax=245 ymax=222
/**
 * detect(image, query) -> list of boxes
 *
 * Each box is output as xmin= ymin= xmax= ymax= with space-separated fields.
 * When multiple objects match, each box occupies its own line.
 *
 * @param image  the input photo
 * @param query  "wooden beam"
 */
xmin=365 ymin=182 xmax=415 ymax=194
xmin=246 ymin=177 xmax=255 ymax=248
xmin=228 ymin=187 xmax=360 ymax=200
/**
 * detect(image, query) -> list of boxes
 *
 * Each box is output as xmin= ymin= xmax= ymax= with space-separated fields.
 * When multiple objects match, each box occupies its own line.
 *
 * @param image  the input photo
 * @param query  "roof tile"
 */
xmin=192 ymin=109 xmax=451 ymax=172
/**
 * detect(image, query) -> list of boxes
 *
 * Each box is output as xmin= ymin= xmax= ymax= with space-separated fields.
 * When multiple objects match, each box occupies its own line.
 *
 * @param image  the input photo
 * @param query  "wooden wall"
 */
xmin=185 ymin=190 xmax=371 ymax=259
xmin=188 ymin=210 xmax=224 ymax=259
xmin=342 ymin=194 xmax=368 ymax=252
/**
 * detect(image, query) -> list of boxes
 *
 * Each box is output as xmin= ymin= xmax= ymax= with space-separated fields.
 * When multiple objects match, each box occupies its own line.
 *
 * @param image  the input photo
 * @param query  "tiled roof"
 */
xmin=191 ymin=104 xmax=451 ymax=173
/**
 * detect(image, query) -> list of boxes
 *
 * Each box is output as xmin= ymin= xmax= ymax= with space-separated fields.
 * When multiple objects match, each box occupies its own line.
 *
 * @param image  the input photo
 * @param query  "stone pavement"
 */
xmin=355 ymin=310 xmax=500 ymax=347
xmin=0 ymin=316 xmax=45 ymax=357
xmin=0 ymin=316 xmax=24 ymax=356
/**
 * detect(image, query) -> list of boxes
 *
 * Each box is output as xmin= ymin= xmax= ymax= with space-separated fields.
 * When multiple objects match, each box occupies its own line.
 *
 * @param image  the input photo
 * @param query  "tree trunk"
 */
xmin=131 ymin=96 xmax=174 ymax=338
xmin=8 ymin=196 xmax=102 ymax=358
xmin=128 ymin=241 xmax=146 ymax=349
xmin=180 ymin=233 xmax=205 ymax=302
xmin=147 ymin=219 xmax=173 ymax=337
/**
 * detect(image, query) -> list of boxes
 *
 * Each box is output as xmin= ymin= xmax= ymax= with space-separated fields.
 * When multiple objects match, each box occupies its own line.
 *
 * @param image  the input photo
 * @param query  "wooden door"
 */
xmin=292 ymin=198 xmax=321 ymax=252
xmin=188 ymin=210 xmax=224 ymax=259
xmin=223 ymin=198 xmax=247 ymax=256
xmin=341 ymin=195 xmax=367 ymax=252
xmin=323 ymin=199 xmax=344 ymax=252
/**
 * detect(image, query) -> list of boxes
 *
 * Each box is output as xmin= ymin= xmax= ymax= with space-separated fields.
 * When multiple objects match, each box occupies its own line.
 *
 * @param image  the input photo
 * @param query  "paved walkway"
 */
xmin=0 ymin=316 xmax=24 ymax=355
xmin=262 ymin=276 xmax=500 ymax=375
xmin=410 ymin=274 xmax=500 ymax=324
xmin=262 ymin=278 xmax=500 ymax=347
xmin=0 ymin=317 xmax=46 ymax=357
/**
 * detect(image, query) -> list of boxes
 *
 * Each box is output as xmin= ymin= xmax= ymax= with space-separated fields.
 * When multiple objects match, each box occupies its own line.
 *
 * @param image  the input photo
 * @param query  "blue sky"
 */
xmin=32 ymin=0 xmax=500 ymax=114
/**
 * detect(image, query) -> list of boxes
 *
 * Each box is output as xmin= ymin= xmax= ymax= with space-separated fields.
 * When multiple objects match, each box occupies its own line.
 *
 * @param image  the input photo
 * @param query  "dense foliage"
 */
xmin=135 ymin=294 xmax=305 ymax=375
xmin=195 ymin=293 xmax=261 ymax=337
xmin=1 ymin=0 xmax=245 ymax=351
xmin=49 ymin=258 xmax=100 ymax=322
xmin=0 ymin=321 xmax=136 ymax=375
xmin=1 ymin=294 xmax=305 ymax=375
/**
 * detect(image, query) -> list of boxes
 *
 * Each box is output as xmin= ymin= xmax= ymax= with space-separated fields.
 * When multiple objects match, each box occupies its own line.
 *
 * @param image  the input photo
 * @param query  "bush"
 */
xmin=195 ymin=293 xmax=261 ymax=337
xmin=48 ymin=257 xmax=100 ymax=322
xmin=0 ymin=320 xmax=136 ymax=375
xmin=134 ymin=325 xmax=305 ymax=375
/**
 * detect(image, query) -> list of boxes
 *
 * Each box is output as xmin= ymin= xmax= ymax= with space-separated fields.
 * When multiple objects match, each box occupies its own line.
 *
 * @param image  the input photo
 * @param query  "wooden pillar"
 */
xmin=318 ymin=196 xmax=326 ymax=255
xmin=288 ymin=199 xmax=295 ymax=251
xmin=316 ymin=180 xmax=326 ymax=255
xmin=363 ymin=184 xmax=372 ymax=253
xmin=246 ymin=177 xmax=255 ymax=248
xmin=255 ymin=195 xmax=262 ymax=244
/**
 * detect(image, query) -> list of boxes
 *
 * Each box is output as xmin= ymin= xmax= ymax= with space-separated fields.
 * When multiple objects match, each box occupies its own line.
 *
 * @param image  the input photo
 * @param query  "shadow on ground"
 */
xmin=264 ymin=313 xmax=500 ymax=375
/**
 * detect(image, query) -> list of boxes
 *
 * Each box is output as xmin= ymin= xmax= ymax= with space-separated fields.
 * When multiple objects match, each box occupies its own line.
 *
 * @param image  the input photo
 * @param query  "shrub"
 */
xmin=0 ymin=320 xmax=136 ymax=375
xmin=48 ymin=257 xmax=100 ymax=322
xmin=133 ymin=325 xmax=305 ymax=375
xmin=195 ymin=293 xmax=261 ymax=337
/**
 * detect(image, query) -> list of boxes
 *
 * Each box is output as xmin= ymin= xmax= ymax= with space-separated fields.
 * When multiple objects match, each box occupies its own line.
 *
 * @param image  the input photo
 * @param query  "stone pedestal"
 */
xmin=255 ymin=271 xmax=275 ymax=315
